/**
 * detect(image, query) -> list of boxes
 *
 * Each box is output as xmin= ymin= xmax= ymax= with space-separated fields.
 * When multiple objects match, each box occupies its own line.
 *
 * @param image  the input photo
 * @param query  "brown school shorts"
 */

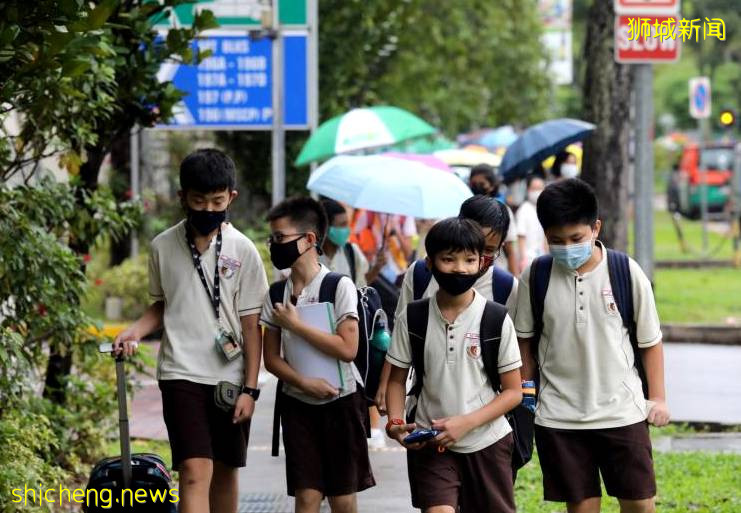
xmin=406 ymin=433 xmax=515 ymax=512
xmin=159 ymin=379 xmax=251 ymax=470
xmin=280 ymin=390 xmax=376 ymax=497
xmin=535 ymin=421 xmax=657 ymax=503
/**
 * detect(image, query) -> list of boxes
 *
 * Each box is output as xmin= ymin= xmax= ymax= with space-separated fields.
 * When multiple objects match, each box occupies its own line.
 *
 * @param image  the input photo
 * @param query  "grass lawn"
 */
xmin=629 ymin=210 xmax=736 ymax=262
xmin=654 ymin=267 xmax=741 ymax=324
xmin=516 ymin=450 xmax=741 ymax=513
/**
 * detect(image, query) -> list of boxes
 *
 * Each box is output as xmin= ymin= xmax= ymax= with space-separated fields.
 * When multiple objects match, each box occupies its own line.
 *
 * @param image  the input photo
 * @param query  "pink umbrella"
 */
xmin=382 ymin=152 xmax=452 ymax=172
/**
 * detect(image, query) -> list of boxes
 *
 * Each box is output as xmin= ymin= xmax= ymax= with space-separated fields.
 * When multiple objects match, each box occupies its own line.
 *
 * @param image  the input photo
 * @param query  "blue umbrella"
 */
xmin=480 ymin=125 xmax=518 ymax=149
xmin=307 ymin=155 xmax=472 ymax=219
xmin=500 ymin=118 xmax=595 ymax=182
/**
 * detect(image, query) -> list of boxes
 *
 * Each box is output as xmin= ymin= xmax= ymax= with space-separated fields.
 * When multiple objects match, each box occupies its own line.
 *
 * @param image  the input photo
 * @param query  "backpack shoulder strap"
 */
xmin=412 ymin=259 xmax=433 ymax=301
xmin=269 ymin=280 xmax=288 ymax=306
xmin=529 ymin=255 xmax=553 ymax=352
xmin=406 ymin=298 xmax=430 ymax=398
xmin=606 ymin=249 xmax=648 ymax=397
xmin=479 ymin=300 xmax=508 ymax=391
xmin=492 ymin=266 xmax=514 ymax=306
xmin=319 ymin=271 xmax=344 ymax=304
xmin=343 ymin=243 xmax=357 ymax=283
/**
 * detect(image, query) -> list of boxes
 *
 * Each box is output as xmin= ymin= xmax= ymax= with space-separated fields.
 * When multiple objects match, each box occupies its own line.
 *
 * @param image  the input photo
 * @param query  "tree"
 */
xmin=580 ymin=0 xmax=633 ymax=251
xmin=218 ymin=0 xmax=550 ymax=215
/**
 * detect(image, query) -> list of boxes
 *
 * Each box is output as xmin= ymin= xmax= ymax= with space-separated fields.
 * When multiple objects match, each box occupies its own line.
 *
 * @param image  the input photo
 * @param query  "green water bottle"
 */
xmin=370 ymin=314 xmax=391 ymax=353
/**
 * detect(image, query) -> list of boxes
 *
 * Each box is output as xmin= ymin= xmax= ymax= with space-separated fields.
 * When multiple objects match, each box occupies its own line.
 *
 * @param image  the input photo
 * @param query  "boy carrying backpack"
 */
xmin=385 ymin=217 xmax=522 ymax=513
xmin=260 ymin=197 xmax=375 ymax=513
xmin=515 ymin=179 xmax=670 ymax=513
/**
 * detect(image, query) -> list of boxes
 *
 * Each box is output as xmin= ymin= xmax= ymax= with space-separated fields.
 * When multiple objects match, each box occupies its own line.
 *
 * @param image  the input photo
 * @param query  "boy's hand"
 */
xmin=300 ymin=377 xmax=339 ymax=400
xmin=233 ymin=394 xmax=255 ymax=424
xmin=374 ymin=386 xmax=387 ymax=416
xmin=432 ymin=416 xmax=474 ymax=448
xmin=273 ymin=302 xmax=300 ymax=331
xmin=113 ymin=328 xmax=140 ymax=357
xmin=647 ymin=399 xmax=671 ymax=427
xmin=387 ymin=421 xmax=423 ymax=449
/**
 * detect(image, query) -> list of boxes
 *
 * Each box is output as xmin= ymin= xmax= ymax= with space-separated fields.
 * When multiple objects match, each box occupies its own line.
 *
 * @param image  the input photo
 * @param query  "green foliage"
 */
xmin=515 ymin=449 xmax=741 ymax=512
xmin=218 ymin=0 xmax=551 ymax=215
xmin=0 ymin=407 xmax=68 ymax=513
xmin=0 ymin=180 xmax=140 ymax=403
xmin=0 ymin=0 xmax=218 ymax=183
xmin=92 ymin=253 xmax=150 ymax=320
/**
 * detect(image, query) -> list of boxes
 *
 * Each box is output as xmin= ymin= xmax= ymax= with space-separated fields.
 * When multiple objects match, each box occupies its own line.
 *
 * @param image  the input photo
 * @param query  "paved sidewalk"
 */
xmin=128 ymin=341 xmax=741 ymax=511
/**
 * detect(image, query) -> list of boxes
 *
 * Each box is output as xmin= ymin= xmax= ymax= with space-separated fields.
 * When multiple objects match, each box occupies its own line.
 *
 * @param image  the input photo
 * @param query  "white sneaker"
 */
xmin=368 ymin=428 xmax=387 ymax=449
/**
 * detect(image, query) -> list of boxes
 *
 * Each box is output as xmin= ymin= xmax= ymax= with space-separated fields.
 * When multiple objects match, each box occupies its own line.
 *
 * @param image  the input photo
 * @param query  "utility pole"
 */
xmin=271 ymin=0 xmax=285 ymax=206
xmin=634 ymin=64 xmax=654 ymax=281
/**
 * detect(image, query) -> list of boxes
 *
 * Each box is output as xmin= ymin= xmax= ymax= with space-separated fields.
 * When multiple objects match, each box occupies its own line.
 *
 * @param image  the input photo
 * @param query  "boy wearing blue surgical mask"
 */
xmin=319 ymin=198 xmax=384 ymax=288
xmin=515 ymin=179 xmax=669 ymax=513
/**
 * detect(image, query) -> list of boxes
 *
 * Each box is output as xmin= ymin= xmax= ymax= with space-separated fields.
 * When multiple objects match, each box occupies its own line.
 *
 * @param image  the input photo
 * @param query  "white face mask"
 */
xmin=528 ymin=190 xmax=542 ymax=204
xmin=561 ymin=163 xmax=579 ymax=179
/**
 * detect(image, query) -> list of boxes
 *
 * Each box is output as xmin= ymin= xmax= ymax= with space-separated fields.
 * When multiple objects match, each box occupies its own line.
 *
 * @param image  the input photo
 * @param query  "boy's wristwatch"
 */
xmin=386 ymin=418 xmax=404 ymax=437
xmin=241 ymin=386 xmax=260 ymax=401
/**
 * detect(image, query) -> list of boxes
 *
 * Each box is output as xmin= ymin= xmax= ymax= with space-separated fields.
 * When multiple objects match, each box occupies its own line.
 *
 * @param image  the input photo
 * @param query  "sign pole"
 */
xmin=634 ymin=63 xmax=654 ymax=281
xmin=271 ymin=0 xmax=285 ymax=206
xmin=699 ymin=117 xmax=709 ymax=252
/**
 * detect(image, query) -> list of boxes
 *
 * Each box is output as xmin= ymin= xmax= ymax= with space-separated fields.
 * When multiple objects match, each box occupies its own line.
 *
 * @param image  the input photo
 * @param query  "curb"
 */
xmin=662 ymin=324 xmax=741 ymax=345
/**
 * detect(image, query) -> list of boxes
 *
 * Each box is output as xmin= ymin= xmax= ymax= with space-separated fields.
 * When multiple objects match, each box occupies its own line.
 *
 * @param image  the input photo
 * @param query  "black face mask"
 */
xmin=431 ymin=266 xmax=480 ymax=296
xmin=270 ymin=235 xmax=307 ymax=270
xmin=188 ymin=208 xmax=226 ymax=236
xmin=470 ymin=183 xmax=490 ymax=196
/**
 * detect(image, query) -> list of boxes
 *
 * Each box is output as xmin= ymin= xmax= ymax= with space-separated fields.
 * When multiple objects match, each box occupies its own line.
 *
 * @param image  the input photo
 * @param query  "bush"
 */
xmin=98 ymin=254 xmax=150 ymax=320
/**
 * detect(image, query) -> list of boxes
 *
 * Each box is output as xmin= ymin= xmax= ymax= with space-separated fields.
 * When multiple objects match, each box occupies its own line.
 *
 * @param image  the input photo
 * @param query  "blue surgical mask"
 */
xmin=327 ymin=226 xmax=351 ymax=247
xmin=549 ymin=239 xmax=594 ymax=270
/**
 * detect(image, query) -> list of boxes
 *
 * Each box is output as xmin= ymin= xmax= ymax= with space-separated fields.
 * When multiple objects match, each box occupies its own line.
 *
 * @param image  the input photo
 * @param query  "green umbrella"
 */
xmin=391 ymin=134 xmax=456 ymax=154
xmin=295 ymin=106 xmax=437 ymax=166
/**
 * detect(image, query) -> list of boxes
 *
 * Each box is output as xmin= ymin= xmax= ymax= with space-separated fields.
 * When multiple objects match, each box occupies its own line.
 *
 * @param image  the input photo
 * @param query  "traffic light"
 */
xmin=719 ymin=109 xmax=736 ymax=128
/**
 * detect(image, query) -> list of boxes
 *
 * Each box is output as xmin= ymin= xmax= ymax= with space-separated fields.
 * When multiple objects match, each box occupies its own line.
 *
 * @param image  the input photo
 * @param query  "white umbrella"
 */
xmin=307 ymin=155 xmax=472 ymax=219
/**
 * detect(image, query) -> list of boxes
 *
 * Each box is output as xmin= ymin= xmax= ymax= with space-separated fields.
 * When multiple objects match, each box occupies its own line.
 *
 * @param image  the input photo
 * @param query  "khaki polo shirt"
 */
xmin=395 ymin=263 xmax=519 ymax=321
xmin=319 ymin=242 xmax=369 ymax=288
xmin=260 ymin=264 xmax=360 ymax=405
xmin=148 ymin=220 xmax=268 ymax=386
xmin=514 ymin=242 xmax=663 ymax=430
xmin=387 ymin=290 xmax=522 ymax=454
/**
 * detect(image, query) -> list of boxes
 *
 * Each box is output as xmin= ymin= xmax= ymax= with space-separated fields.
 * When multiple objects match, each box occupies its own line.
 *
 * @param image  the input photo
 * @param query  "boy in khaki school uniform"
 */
xmin=386 ymin=217 xmax=523 ymax=513
xmin=114 ymin=149 xmax=268 ymax=513
xmin=515 ymin=179 xmax=670 ymax=513
xmin=260 ymin=197 xmax=375 ymax=513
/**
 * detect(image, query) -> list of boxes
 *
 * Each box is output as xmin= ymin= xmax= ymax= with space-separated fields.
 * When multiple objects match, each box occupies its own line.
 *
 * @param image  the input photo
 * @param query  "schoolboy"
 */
xmin=385 ymin=217 xmax=523 ymax=513
xmin=260 ymin=197 xmax=375 ymax=513
xmin=319 ymin=197 xmax=384 ymax=287
xmin=515 ymin=179 xmax=670 ymax=513
xmin=375 ymin=195 xmax=518 ymax=414
xmin=114 ymin=149 xmax=268 ymax=513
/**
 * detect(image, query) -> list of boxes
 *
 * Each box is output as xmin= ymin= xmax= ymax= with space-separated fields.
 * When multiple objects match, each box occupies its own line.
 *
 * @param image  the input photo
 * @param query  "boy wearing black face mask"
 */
xmin=260 ymin=196 xmax=375 ymax=513
xmin=385 ymin=217 xmax=522 ymax=513
xmin=114 ymin=149 xmax=268 ymax=513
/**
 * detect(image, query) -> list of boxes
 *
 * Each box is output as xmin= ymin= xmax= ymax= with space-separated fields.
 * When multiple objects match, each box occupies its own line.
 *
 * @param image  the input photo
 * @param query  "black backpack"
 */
xmin=411 ymin=259 xmax=514 ymax=306
xmin=406 ymin=298 xmax=534 ymax=472
xmin=529 ymin=249 xmax=648 ymax=397
xmin=269 ymin=272 xmax=386 ymax=456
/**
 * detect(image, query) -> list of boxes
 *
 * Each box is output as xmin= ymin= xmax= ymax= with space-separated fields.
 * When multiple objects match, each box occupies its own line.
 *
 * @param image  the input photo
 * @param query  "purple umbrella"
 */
xmin=382 ymin=152 xmax=452 ymax=172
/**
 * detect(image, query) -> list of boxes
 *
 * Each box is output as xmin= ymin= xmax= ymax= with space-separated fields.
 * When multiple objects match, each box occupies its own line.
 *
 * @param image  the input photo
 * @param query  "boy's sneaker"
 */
xmin=368 ymin=428 xmax=387 ymax=449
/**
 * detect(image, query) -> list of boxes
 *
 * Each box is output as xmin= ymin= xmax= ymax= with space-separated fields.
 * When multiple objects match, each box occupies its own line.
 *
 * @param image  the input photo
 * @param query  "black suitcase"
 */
xmin=83 ymin=352 xmax=177 ymax=512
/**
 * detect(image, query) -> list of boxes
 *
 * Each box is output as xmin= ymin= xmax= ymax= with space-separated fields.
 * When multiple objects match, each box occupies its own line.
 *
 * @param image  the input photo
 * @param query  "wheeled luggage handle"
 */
xmin=99 ymin=343 xmax=133 ymax=488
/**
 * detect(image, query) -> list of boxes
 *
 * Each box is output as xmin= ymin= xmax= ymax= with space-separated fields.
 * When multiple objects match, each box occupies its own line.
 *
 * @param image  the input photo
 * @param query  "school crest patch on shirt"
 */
xmin=219 ymin=255 xmax=241 ymax=279
xmin=465 ymin=334 xmax=481 ymax=360
xmin=602 ymin=289 xmax=618 ymax=315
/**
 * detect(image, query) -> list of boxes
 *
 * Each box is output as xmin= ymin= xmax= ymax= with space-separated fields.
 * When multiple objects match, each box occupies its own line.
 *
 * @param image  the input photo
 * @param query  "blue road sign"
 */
xmin=158 ymin=32 xmax=308 ymax=129
xmin=689 ymin=77 xmax=711 ymax=119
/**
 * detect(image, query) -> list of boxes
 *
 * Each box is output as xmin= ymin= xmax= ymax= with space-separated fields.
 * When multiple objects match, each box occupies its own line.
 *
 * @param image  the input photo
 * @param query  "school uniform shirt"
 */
xmin=319 ymin=242 xmax=369 ymax=288
xmin=387 ymin=290 xmax=522 ymax=453
xmin=394 ymin=263 xmax=519 ymax=322
xmin=260 ymin=264 xmax=360 ymax=405
xmin=514 ymin=242 xmax=662 ymax=430
xmin=515 ymin=200 xmax=546 ymax=265
xmin=148 ymin=220 xmax=269 ymax=386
